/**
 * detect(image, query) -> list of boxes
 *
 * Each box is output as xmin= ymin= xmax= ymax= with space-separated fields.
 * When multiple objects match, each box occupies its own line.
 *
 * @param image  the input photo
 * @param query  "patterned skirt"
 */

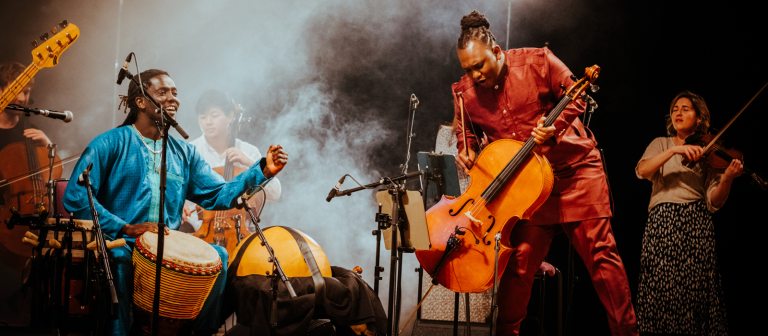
xmin=637 ymin=200 xmax=728 ymax=335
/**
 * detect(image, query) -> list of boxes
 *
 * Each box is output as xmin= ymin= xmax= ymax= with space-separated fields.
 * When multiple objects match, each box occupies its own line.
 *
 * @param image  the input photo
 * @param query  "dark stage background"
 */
xmin=2 ymin=0 xmax=766 ymax=334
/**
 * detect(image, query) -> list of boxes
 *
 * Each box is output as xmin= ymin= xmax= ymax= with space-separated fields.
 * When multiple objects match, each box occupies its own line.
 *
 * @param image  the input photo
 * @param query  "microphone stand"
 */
xmin=237 ymin=183 xmax=297 ymax=328
xmin=79 ymin=164 xmax=119 ymax=322
xmin=119 ymin=59 xmax=190 ymax=336
xmin=372 ymin=204 xmax=388 ymax=295
xmin=400 ymin=94 xmax=419 ymax=175
xmin=150 ymin=113 xmax=173 ymax=336
xmin=335 ymin=170 xmax=424 ymax=336
xmin=46 ymin=144 xmax=57 ymax=216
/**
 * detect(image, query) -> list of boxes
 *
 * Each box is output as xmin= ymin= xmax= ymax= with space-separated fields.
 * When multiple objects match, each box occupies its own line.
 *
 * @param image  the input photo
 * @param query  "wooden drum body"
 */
xmin=132 ymin=230 xmax=222 ymax=320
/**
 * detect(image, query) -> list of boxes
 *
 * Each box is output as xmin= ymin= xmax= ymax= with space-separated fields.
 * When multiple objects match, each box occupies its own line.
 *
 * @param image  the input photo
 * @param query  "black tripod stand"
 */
xmin=332 ymin=169 xmax=424 ymax=336
xmin=237 ymin=182 xmax=297 ymax=328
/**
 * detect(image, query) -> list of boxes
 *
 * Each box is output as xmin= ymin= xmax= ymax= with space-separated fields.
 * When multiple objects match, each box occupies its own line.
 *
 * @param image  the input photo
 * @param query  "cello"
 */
xmin=0 ymin=21 xmax=79 ymax=258
xmin=194 ymin=106 xmax=254 ymax=253
xmin=415 ymin=65 xmax=600 ymax=293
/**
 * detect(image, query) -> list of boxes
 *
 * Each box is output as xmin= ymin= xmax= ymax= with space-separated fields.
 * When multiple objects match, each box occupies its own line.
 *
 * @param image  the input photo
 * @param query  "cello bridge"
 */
xmin=463 ymin=211 xmax=482 ymax=226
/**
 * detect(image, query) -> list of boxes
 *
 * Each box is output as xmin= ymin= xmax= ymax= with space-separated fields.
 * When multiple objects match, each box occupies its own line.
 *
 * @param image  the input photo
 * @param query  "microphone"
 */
xmin=116 ymin=53 xmax=133 ymax=85
xmin=5 ymin=104 xmax=73 ymax=123
xmin=325 ymin=175 xmax=346 ymax=202
xmin=410 ymin=93 xmax=419 ymax=109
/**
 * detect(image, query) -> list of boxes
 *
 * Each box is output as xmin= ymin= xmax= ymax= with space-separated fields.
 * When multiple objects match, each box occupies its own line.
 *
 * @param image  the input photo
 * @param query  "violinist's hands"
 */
xmin=224 ymin=148 xmax=254 ymax=167
xmin=722 ymin=159 xmax=745 ymax=182
xmin=531 ymin=116 xmax=556 ymax=145
xmin=672 ymin=144 xmax=705 ymax=163
xmin=457 ymin=147 xmax=477 ymax=174
xmin=23 ymin=128 xmax=51 ymax=147
xmin=263 ymin=145 xmax=288 ymax=178
xmin=121 ymin=222 xmax=170 ymax=238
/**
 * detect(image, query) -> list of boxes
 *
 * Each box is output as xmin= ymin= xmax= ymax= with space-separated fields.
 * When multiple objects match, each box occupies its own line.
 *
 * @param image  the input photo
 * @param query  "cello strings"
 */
xmin=463 ymin=89 xmax=574 ymax=232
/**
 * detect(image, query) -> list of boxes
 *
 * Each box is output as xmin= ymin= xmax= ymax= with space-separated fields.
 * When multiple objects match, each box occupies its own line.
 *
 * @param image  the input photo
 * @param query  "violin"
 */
xmin=682 ymin=81 xmax=768 ymax=190
xmin=415 ymin=65 xmax=600 ymax=293
xmin=684 ymin=131 xmax=742 ymax=170
xmin=684 ymin=131 xmax=768 ymax=190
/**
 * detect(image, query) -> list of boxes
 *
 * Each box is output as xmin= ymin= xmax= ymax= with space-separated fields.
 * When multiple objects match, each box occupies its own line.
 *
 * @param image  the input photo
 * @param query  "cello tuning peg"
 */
xmin=590 ymin=84 xmax=600 ymax=93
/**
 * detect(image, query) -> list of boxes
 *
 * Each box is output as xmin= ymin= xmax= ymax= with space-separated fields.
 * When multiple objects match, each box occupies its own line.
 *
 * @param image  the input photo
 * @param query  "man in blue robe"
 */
xmin=64 ymin=68 xmax=288 ymax=335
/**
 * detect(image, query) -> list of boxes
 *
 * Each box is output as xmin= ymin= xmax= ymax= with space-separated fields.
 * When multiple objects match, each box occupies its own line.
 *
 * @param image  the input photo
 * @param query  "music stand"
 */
xmin=416 ymin=152 xmax=462 ymax=209
xmin=375 ymin=190 xmax=429 ymax=251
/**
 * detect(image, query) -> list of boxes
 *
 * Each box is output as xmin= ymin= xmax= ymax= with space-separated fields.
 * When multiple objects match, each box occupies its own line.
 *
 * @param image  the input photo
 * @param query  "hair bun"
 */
xmin=460 ymin=10 xmax=490 ymax=30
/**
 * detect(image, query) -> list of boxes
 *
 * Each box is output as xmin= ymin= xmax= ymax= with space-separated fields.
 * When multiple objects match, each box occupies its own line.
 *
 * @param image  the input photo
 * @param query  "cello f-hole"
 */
xmin=482 ymin=215 xmax=496 ymax=245
xmin=455 ymin=227 xmax=479 ymax=245
xmin=449 ymin=198 xmax=474 ymax=216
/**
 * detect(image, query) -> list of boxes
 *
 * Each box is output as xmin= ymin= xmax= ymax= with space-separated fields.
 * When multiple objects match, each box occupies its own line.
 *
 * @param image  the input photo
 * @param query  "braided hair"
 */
xmin=119 ymin=68 xmax=169 ymax=126
xmin=457 ymin=10 xmax=497 ymax=49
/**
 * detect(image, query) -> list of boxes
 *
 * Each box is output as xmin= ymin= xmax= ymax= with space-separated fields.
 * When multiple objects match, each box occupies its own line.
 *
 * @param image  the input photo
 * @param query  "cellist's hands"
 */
xmin=457 ymin=147 xmax=477 ymax=174
xmin=531 ymin=116 xmax=556 ymax=145
xmin=224 ymin=148 xmax=254 ymax=167
xmin=263 ymin=144 xmax=288 ymax=178
xmin=23 ymin=128 xmax=51 ymax=147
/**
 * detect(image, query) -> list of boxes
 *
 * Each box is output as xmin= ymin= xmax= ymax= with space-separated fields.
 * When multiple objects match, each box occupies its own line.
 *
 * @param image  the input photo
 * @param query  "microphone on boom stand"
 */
xmin=325 ymin=175 xmax=347 ymax=202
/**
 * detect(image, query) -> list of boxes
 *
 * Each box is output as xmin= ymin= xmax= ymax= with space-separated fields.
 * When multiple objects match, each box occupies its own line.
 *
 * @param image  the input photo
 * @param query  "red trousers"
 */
xmin=496 ymin=218 xmax=638 ymax=336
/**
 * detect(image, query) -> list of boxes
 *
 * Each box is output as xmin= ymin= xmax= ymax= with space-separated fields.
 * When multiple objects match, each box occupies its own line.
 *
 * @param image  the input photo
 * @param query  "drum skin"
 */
xmin=231 ymin=226 xmax=331 ymax=278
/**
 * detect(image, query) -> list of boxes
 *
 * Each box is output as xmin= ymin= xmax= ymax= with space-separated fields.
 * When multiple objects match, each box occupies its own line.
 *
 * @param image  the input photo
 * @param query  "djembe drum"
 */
xmin=132 ymin=230 xmax=222 ymax=320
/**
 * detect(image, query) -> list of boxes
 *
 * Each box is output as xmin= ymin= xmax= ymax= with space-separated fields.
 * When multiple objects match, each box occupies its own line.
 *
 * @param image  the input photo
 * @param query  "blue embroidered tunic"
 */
xmin=63 ymin=125 xmax=267 ymax=241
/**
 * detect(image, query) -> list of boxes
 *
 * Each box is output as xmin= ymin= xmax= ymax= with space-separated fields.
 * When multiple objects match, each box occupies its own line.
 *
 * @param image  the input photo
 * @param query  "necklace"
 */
xmin=133 ymin=124 xmax=162 ymax=154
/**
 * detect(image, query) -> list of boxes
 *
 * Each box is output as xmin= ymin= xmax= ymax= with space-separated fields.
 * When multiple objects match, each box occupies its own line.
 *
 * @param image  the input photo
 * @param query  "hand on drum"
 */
xmin=263 ymin=144 xmax=288 ymax=178
xmin=121 ymin=222 xmax=170 ymax=238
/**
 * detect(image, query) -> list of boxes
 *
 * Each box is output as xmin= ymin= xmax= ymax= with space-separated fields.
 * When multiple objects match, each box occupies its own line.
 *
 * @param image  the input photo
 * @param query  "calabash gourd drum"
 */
xmin=231 ymin=226 xmax=331 ymax=278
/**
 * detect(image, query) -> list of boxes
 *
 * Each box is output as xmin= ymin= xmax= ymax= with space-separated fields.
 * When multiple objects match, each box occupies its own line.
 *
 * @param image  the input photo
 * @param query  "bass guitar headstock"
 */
xmin=30 ymin=20 xmax=80 ymax=69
